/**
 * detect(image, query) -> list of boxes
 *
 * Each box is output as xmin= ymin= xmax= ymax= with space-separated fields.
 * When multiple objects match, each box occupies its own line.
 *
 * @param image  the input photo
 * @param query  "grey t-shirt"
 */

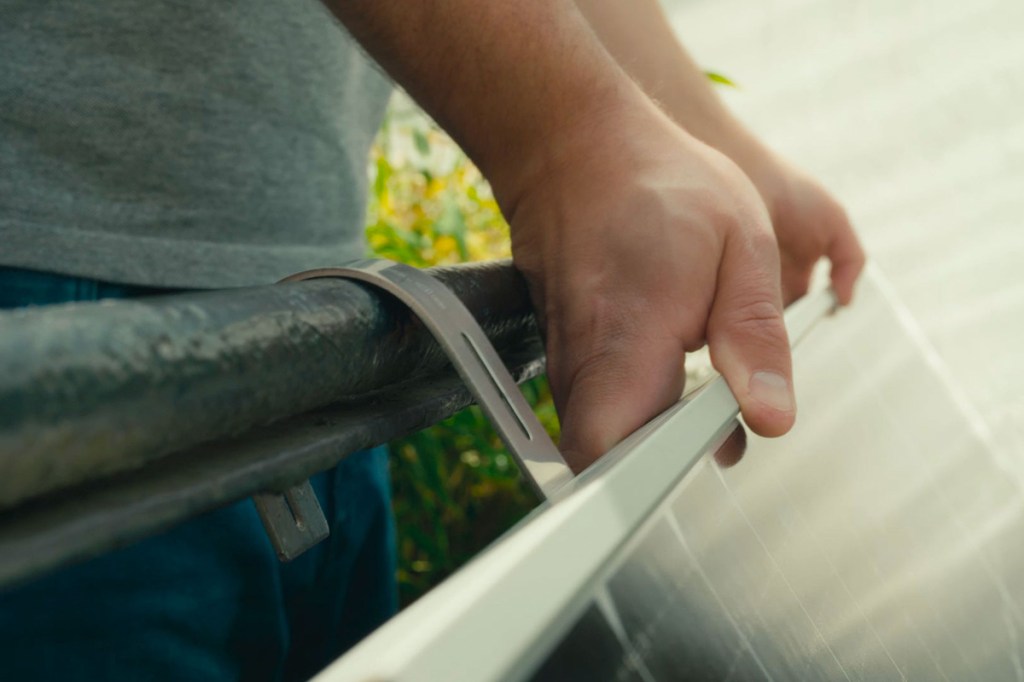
xmin=0 ymin=0 xmax=392 ymax=288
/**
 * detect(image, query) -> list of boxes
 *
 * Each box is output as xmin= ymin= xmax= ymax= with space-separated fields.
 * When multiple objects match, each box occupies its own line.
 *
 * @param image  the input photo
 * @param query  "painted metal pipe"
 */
xmin=0 ymin=343 xmax=545 ymax=588
xmin=0 ymin=260 xmax=540 ymax=510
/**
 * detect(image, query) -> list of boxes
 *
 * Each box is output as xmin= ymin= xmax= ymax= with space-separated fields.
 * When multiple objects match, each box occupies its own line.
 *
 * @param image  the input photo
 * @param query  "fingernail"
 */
xmin=748 ymin=371 xmax=795 ymax=413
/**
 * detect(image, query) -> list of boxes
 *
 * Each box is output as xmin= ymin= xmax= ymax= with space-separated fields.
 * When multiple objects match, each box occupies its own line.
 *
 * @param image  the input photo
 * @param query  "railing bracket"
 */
xmin=252 ymin=258 xmax=573 ymax=562
xmin=253 ymin=480 xmax=330 ymax=562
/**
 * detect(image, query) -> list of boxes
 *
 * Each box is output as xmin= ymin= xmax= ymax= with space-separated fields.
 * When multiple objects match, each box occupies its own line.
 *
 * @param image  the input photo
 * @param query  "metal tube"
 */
xmin=0 ymin=260 xmax=540 ymax=510
xmin=0 ymin=343 xmax=545 ymax=588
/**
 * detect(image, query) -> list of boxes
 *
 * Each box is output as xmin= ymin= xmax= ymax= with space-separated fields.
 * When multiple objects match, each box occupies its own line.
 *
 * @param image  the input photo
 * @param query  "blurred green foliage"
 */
xmin=704 ymin=70 xmax=739 ymax=87
xmin=364 ymin=98 xmax=556 ymax=606
xmin=387 ymin=380 xmax=555 ymax=605
xmin=365 ymin=102 xmax=513 ymax=267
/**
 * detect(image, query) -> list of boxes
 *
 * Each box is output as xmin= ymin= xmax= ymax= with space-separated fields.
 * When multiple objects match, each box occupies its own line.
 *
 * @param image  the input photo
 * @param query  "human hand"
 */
xmin=695 ymin=128 xmax=866 ymax=307
xmin=499 ymin=103 xmax=796 ymax=471
xmin=750 ymin=157 xmax=865 ymax=306
xmin=568 ymin=0 xmax=866 ymax=307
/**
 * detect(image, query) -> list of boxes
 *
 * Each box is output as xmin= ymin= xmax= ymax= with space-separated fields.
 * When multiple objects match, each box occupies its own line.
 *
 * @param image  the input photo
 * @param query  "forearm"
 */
xmin=574 ymin=0 xmax=763 ymax=165
xmin=326 ymin=0 xmax=649 ymax=208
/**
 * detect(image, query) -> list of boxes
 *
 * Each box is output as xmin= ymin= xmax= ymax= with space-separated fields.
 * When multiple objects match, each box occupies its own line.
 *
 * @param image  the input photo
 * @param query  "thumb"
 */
xmin=707 ymin=228 xmax=796 ymax=438
xmin=554 ymin=334 xmax=686 ymax=473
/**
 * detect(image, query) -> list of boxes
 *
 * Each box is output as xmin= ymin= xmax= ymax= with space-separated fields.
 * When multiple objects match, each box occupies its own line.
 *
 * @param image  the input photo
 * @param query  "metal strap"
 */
xmin=282 ymin=260 xmax=573 ymax=500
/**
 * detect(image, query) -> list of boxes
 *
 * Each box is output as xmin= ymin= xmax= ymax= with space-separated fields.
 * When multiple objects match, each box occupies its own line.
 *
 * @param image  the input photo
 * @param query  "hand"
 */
xmin=502 ymin=104 xmax=796 ymax=471
xmin=694 ymin=127 xmax=866 ymax=307
xmin=327 ymin=0 xmax=813 ymax=470
xmin=569 ymin=0 xmax=866 ymax=308
xmin=745 ymin=155 xmax=866 ymax=306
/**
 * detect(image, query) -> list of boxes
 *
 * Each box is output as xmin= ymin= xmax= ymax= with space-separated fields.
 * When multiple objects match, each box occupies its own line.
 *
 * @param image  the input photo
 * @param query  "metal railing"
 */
xmin=0 ymin=260 xmax=545 ymax=587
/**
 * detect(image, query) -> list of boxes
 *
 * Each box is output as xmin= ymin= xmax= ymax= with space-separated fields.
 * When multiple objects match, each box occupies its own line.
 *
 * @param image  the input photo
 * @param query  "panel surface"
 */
xmin=525 ymin=272 xmax=1024 ymax=680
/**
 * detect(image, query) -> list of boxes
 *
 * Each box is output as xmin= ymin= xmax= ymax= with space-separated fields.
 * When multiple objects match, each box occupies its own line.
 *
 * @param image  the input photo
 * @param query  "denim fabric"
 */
xmin=0 ymin=266 xmax=397 ymax=681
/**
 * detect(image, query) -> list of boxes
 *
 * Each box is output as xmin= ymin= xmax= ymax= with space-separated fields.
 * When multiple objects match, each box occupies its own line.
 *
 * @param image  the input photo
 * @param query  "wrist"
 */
xmin=487 ymin=84 xmax=665 ymax=221
xmin=653 ymin=84 xmax=787 ymax=207
xmin=689 ymin=116 xmax=791 ymax=217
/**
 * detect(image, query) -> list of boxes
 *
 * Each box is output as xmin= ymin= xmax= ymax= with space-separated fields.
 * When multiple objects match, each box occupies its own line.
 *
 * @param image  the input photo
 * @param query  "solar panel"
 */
xmin=316 ymin=266 xmax=1022 ymax=681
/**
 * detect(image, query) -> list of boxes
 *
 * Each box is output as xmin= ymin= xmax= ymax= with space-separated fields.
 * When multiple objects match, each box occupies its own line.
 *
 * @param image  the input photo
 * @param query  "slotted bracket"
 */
xmin=253 ymin=480 xmax=330 ymax=562
xmin=254 ymin=259 xmax=572 ymax=563
xmin=282 ymin=260 xmax=573 ymax=500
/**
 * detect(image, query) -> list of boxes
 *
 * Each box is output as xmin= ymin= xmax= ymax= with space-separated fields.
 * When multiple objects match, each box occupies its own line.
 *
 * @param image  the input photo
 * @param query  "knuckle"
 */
xmin=736 ymin=296 xmax=783 ymax=323
xmin=559 ymin=329 xmax=635 ymax=397
xmin=725 ymin=296 xmax=785 ymax=340
xmin=748 ymin=224 xmax=780 ymax=258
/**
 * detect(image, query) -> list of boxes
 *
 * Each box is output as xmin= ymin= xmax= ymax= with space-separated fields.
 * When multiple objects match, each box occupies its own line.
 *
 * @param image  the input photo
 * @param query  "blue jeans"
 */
xmin=0 ymin=267 xmax=397 ymax=681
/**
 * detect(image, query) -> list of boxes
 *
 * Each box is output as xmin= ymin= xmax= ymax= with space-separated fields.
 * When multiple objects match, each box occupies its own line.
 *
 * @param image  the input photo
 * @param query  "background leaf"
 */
xmin=705 ymin=70 xmax=739 ymax=87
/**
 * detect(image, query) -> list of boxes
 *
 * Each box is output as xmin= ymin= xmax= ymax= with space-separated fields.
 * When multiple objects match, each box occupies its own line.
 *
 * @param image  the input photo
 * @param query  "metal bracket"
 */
xmin=282 ymin=260 xmax=573 ymax=500
xmin=253 ymin=259 xmax=571 ymax=563
xmin=253 ymin=480 xmax=330 ymax=562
